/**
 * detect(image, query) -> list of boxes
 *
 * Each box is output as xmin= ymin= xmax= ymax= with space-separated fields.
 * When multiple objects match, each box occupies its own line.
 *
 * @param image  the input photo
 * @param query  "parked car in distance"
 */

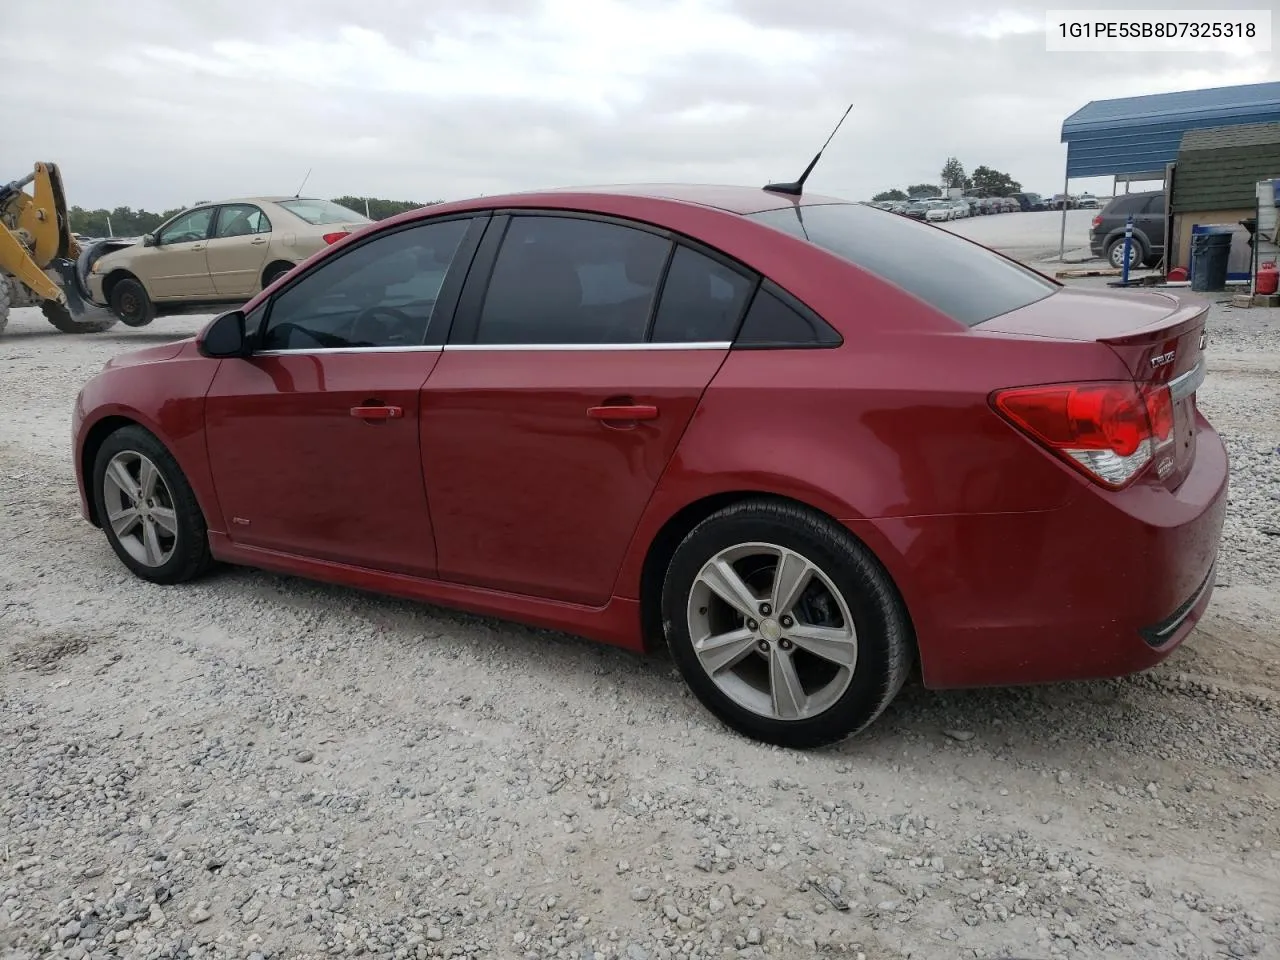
xmin=1077 ymin=194 xmax=1100 ymax=209
xmin=1012 ymin=192 xmax=1047 ymax=212
xmin=901 ymin=200 xmax=930 ymax=220
xmin=1089 ymin=189 xmax=1166 ymax=269
xmin=85 ymin=197 xmax=374 ymax=326
xmin=924 ymin=199 xmax=954 ymax=222
xmin=72 ymin=182 xmax=1227 ymax=749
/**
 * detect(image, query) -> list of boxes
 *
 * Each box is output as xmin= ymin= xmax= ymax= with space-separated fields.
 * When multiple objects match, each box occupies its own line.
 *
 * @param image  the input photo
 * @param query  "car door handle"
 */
xmin=587 ymin=404 xmax=658 ymax=422
xmin=350 ymin=404 xmax=403 ymax=421
xmin=250 ymin=237 xmax=267 ymax=245
xmin=191 ymin=243 xmax=205 ymax=251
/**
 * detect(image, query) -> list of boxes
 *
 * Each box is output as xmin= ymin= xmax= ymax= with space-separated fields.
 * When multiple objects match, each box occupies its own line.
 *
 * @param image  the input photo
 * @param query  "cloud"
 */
xmin=0 ymin=0 xmax=1274 ymax=210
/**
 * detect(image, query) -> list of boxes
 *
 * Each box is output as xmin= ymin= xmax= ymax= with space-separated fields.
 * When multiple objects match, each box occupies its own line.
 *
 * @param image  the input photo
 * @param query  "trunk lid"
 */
xmin=979 ymin=287 xmax=1209 ymax=490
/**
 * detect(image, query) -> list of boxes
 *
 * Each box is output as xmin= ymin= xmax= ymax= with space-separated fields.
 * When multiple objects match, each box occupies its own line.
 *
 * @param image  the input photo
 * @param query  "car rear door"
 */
xmin=1136 ymin=193 xmax=1167 ymax=252
xmin=205 ymin=203 xmax=274 ymax=297
xmin=144 ymin=206 xmax=216 ymax=299
xmin=203 ymin=214 xmax=486 ymax=576
xmin=419 ymin=212 xmax=757 ymax=606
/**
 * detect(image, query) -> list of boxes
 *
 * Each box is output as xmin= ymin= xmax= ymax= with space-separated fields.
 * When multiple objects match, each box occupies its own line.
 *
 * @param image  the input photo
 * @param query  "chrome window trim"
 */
xmin=254 ymin=345 xmax=444 ymax=357
xmin=444 ymin=341 xmax=732 ymax=352
xmin=252 ymin=343 xmax=733 ymax=357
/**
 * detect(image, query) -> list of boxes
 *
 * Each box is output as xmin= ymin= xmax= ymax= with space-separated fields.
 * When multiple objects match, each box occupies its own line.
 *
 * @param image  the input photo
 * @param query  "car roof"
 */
xmin=185 ymin=197 xmax=338 ymax=207
xmin=447 ymin=183 xmax=848 ymax=216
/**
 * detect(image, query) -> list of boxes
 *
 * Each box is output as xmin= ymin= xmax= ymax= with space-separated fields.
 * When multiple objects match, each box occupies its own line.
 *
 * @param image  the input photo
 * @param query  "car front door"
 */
xmin=144 ymin=207 xmax=217 ymax=299
xmin=420 ymin=212 xmax=757 ymax=606
xmin=205 ymin=203 xmax=274 ymax=298
xmin=203 ymin=214 xmax=486 ymax=576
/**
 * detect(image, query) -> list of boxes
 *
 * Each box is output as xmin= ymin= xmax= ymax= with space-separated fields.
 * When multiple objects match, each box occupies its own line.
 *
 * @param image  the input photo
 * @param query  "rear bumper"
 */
xmin=852 ymin=415 xmax=1229 ymax=689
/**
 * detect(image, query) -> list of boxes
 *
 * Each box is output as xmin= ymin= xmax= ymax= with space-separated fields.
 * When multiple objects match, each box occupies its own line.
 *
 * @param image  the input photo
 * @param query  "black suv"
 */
xmin=1089 ymin=190 xmax=1166 ymax=269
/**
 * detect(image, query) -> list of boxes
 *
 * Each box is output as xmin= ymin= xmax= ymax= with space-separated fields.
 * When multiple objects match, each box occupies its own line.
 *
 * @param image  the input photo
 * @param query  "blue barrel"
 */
xmin=1190 ymin=230 xmax=1232 ymax=292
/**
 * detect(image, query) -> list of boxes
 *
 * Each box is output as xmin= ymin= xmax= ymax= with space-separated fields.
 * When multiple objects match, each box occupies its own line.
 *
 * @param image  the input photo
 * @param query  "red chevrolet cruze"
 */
xmin=72 ymin=184 xmax=1228 ymax=747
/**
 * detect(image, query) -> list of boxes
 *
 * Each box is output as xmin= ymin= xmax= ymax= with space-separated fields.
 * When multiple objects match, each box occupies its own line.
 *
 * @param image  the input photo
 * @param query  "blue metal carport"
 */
xmin=1056 ymin=81 xmax=1280 ymax=259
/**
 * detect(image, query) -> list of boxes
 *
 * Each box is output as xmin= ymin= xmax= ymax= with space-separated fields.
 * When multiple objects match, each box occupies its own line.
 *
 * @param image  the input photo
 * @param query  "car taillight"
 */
xmin=1091 ymin=214 xmax=1102 ymax=229
xmin=322 ymin=231 xmax=348 ymax=245
xmin=991 ymin=381 xmax=1174 ymax=488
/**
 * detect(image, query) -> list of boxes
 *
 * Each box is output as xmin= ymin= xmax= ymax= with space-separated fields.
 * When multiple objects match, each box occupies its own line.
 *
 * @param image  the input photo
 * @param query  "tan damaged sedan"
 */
xmin=86 ymin=197 xmax=372 ymax=326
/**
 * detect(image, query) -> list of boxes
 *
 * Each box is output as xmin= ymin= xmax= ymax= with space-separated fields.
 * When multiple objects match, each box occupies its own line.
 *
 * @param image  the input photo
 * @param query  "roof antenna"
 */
xmin=293 ymin=168 xmax=312 ymax=199
xmin=763 ymin=103 xmax=853 ymax=197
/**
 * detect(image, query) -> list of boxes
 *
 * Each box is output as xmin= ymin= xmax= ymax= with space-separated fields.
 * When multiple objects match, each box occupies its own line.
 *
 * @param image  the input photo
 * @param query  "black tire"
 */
xmin=661 ymin=499 xmax=912 ymax=749
xmin=1106 ymin=236 xmax=1145 ymax=270
xmin=109 ymin=277 xmax=155 ymax=327
xmin=263 ymin=262 xmax=295 ymax=288
xmin=41 ymin=300 xmax=118 ymax=334
xmin=91 ymin=425 xmax=214 ymax=585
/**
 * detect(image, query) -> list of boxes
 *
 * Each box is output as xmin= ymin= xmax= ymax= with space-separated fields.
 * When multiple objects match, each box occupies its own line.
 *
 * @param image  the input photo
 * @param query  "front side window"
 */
xmin=156 ymin=208 xmax=214 ymax=246
xmin=475 ymin=216 xmax=670 ymax=345
xmin=747 ymin=203 xmax=1057 ymax=328
xmin=260 ymin=217 xmax=471 ymax=351
xmin=215 ymin=204 xmax=271 ymax=238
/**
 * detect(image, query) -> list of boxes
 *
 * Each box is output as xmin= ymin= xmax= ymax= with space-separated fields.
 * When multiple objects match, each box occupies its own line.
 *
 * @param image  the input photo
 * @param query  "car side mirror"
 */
xmin=142 ymin=233 xmax=157 ymax=247
xmin=198 ymin=309 xmax=249 ymax=358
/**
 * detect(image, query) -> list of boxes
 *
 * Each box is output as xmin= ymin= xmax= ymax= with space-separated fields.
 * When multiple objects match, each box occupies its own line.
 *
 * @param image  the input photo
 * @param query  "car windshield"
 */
xmin=747 ymin=202 xmax=1057 ymax=327
xmin=276 ymin=199 xmax=372 ymax=225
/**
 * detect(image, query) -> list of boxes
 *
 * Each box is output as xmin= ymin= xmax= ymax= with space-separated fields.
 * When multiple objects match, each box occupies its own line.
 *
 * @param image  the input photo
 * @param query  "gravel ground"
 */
xmin=1 ymin=289 xmax=1279 ymax=960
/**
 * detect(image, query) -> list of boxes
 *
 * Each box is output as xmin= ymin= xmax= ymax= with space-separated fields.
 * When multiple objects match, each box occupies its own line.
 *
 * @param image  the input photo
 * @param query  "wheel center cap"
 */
xmin=760 ymin=618 xmax=782 ymax=642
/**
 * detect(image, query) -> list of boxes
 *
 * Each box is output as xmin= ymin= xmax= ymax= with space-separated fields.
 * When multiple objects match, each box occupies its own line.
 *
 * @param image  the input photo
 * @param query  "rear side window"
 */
xmin=476 ymin=216 xmax=670 ymax=345
xmin=649 ymin=246 xmax=755 ymax=343
xmin=747 ymin=203 xmax=1056 ymax=327
xmin=736 ymin=283 xmax=842 ymax=348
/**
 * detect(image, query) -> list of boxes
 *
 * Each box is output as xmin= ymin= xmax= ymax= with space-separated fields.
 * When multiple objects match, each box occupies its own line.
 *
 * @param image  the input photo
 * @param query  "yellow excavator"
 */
xmin=0 ymin=162 xmax=121 ymax=336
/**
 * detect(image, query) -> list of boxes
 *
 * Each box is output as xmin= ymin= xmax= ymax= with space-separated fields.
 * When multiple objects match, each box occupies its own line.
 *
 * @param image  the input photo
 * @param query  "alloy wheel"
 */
xmin=686 ymin=542 xmax=857 ymax=721
xmin=102 ymin=451 xmax=179 ymax=567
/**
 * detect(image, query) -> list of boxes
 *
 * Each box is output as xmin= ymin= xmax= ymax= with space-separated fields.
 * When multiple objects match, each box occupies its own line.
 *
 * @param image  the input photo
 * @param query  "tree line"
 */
xmin=68 ymin=196 xmax=442 ymax=237
xmin=871 ymin=157 xmax=1023 ymax=202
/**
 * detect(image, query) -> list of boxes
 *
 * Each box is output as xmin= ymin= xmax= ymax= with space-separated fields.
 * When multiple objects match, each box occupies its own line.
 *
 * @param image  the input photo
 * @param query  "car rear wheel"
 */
xmin=662 ymin=499 xmax=912 ymax=748
xmin=263 ymin=261 xmax=295 ymax=288
xmin=1106 ymin=236 xmax=1145 ymax=269
xmin=109 ymin=277 xmax=155 ymax=327
xmin=92 ymin=425 xmax=213 ymax=584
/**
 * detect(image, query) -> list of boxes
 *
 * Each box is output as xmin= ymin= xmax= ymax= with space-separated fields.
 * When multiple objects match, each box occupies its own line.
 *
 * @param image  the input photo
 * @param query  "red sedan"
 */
xmin=71 ymin=184 xmax=1228 ymax=748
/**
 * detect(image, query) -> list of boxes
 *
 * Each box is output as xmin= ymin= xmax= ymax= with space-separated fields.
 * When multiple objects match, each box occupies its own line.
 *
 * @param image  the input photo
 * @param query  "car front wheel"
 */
xmin=109 ymin=278 xmax=155 ymax=327
xmin=662 ymin=499 xmax=913 ymax=748
xmin=92 ymin=425 xmax=213 ymax=584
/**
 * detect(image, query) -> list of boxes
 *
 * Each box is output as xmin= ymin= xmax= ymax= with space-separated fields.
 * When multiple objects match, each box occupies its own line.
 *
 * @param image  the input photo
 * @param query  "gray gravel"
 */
xmin=2 ymin=293 xmax=1279 ymax=960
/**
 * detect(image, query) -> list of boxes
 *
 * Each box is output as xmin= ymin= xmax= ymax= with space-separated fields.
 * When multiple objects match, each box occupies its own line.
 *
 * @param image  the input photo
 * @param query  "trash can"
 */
xmin=1190 ymin=231 xmax=1232 ymax=292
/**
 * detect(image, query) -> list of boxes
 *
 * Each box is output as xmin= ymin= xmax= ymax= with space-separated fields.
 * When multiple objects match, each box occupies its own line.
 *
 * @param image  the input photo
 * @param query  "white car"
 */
xmin=948 ymin=200 xmax=970 ymax=219
xmin=923 ymin=200 xmax=953 ymax=222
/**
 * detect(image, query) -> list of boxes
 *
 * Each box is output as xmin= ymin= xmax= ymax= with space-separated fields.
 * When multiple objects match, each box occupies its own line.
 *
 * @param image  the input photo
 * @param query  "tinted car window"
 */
xmin=277 ymin=198 xmax=372 ymax=226
xmin=736 ymin=284 xmax=841 ymax=348
xmin=215 ymin=204 xmax=271 ymax=238
xmin=747 ymin=203 xmax=1056 ymax=327
xmin=476 ymin=216 xmax=670 ymax=345
xmin=649 ymin=246 xmax=754 ymax=343
xmin=157 ymin=208 xmax=214 ymax=245
xmin=261 ymin=218 xmax=470 ymax=351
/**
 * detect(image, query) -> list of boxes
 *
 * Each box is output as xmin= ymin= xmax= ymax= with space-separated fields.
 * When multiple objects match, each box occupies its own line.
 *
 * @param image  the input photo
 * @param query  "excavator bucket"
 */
xmin=43 ymin=258 xmax=119 ymax=333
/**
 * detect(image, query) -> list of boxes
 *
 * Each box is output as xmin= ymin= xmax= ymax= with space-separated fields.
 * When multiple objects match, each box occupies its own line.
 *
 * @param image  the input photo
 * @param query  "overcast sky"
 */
xmin=4 ymin=0 xmax=1276 ymax=210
